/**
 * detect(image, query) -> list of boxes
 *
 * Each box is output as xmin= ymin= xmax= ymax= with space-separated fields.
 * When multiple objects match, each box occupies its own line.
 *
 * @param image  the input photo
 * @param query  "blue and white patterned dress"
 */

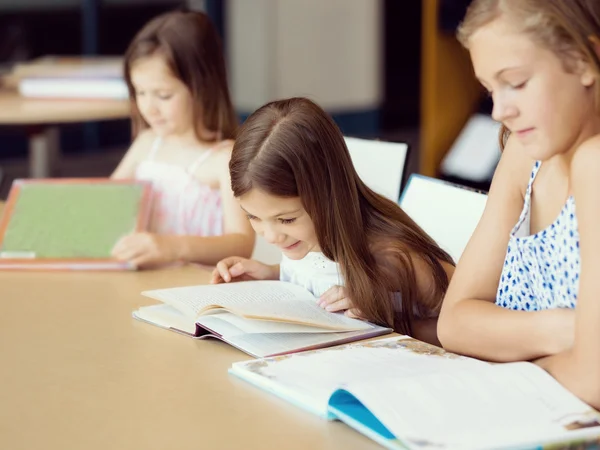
xmin=496 ymin=161 xmax=580 ymax=311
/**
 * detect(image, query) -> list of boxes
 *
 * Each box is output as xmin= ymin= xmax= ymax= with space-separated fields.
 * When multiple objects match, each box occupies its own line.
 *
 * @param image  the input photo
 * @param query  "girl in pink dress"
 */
xmin=111 ymin=10 xmax=254 ymax=268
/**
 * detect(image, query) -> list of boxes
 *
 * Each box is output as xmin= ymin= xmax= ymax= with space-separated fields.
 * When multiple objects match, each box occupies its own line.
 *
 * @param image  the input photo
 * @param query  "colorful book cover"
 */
xmin=0 ymin=178 xmax=151 ymax=270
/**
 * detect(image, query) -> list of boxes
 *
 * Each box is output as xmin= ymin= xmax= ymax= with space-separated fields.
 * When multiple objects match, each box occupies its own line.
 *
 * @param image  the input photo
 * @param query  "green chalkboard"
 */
xmin=0 ymin=181 xmax=148 ymax=259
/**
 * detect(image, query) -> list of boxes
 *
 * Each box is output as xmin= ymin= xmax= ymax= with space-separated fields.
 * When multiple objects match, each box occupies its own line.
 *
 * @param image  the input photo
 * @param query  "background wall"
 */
xmin=227 ymin=0 xmax=383 ymax=135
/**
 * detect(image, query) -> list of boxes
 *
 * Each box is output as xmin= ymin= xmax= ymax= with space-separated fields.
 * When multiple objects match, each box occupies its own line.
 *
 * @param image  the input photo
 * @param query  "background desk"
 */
xmin=0 ymin=89 xmax=130 ymax=178
xmin=0 ymin=265 xmax=381 ymax=450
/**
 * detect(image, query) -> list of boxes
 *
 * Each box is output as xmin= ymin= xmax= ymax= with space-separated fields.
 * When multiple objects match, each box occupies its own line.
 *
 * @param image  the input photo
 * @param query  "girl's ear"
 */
xmin=581 ymin=35 xmax=600 ymax=87
xmin=580 ymin=64 xmax=597 ymax=87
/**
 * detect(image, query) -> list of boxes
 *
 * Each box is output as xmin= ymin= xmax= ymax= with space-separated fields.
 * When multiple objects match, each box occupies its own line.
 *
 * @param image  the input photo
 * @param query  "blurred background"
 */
xmin=0 ymin=0 xmax=498 ymax=199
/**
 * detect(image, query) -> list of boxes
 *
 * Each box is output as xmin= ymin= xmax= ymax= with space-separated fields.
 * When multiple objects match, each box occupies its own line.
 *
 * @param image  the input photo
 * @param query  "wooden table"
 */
xmin=0 ymin=264 xmax=380 ymax=450
xmin=0 ymin=89 xmax=130 ymax=178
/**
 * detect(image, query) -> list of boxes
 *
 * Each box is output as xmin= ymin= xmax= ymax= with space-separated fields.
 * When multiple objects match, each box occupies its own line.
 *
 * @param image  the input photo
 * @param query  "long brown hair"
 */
xmin=458 ymin=0 xmax=600 ymax=149
xmin=230 ymin=97 xmax=453 ymax=334
xmin=123 ymin=10 xmax=238 ymax=141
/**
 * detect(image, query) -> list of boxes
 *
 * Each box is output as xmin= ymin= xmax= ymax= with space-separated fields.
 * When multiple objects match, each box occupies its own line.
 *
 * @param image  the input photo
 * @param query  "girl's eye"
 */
xmin=245 ymin=214 xmax=257 ymax=221
xmin=279 ymin=218 xmax=296 ymax=224
xmin=158 ymin=93 xmax=173 ymax=100
xmin=510 ymin=80 xmax=527 ymax=90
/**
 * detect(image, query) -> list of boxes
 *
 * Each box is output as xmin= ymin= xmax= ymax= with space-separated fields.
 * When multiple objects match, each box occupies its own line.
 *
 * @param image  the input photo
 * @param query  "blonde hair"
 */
xmin=458 ymin=0 xmax=600 ymax=147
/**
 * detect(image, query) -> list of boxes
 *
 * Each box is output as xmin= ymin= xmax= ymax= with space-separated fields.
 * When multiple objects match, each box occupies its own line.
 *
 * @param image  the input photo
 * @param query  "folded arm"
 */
xmin=533 ymin=138 xmax=600 ymax=409
xmin=438 ymin=137 xmax=575 ymax=361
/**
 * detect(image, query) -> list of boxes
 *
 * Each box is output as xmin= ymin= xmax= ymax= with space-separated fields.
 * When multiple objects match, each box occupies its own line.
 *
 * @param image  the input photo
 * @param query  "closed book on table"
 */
xmin=13 ymin=56 xmax=128 ymax=99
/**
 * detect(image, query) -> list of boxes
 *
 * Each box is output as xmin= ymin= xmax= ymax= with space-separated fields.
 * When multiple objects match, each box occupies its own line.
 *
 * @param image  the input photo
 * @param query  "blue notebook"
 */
xmin=229 ymin=336 xmax=600 ymax=449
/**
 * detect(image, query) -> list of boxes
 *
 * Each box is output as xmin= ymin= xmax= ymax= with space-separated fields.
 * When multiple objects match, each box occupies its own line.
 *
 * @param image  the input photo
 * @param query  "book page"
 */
xmin=133 ymin=304 xmax=197 ymax=335
xmin=231 ymin=336 xmax=487 ymax=413
xmin=142 ymin=280 xmax=371 ymax=331
xmin=197 ymin=311 xmax=349 ymax=335
xmin=227 ymin=327 xmax=388 ymax=359
xmin=343 ymin=362 xmax=600 ymax=449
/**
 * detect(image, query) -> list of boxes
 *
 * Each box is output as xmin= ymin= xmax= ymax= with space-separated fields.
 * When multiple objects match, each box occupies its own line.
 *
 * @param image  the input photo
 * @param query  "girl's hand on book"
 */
xmin=211 ymin=257 xmax=278 ymax=283
xmin=318 ymin=285 xmax=364 ymax=319
xmin=112 ymin=233 xmax=179 ymax=268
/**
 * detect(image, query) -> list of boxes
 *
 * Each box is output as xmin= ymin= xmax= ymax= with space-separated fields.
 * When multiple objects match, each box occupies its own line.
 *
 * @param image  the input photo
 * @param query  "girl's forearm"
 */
xmin=438 ymin=300 xmax=574 ymax=362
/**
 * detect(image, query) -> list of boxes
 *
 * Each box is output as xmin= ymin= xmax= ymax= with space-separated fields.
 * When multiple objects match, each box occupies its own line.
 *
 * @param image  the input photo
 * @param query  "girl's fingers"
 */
xmin=130 ymin=254 xmax=151 ymax=269
xmin=324 ymin=297 xmax=352 ymax=312
xmin=318 ymin=285 xmax=354 ymax=312
xmin=228 ymin=262 xmax=246 ymax=278
xmin=210 ymin=269 xmax=224 ymax=284
xmin=112 ymin=234 xmax=140 ymax=253
xmin=215 ymin=261 xmax=233 ymax=282
xmin=111 ymin=238 xmax=128 ymax=256
xmin=318 ymin=286 xmax=336 ymax=305
xmin=344 ymin=308 xmax=363 ymax=319
xmin=113 ymin=246 xmax=140 ymax=261
xmin=319 ymin=286 xmax=346 ymax=307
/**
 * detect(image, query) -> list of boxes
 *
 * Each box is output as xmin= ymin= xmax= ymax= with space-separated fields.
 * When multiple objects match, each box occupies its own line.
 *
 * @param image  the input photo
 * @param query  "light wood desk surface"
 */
xmin=0 ymin=265 xmax=380 ymax=450
xmin=0 ymin=89 xmax=130 ymax=125
xmin=0 ymin=88 xmax=130 ymax=178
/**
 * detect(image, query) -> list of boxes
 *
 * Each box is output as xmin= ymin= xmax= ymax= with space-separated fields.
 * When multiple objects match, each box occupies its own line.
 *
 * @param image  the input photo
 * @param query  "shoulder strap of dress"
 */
xmin=511 ymin=161 xmax=542 ymax=234
xmin=188 ymin=148 xmax=214 ymax=174
xmin=524 ymin=160 xmax=542 ymax=204
xmin=146 ymin=136 xmax=162 ymax=161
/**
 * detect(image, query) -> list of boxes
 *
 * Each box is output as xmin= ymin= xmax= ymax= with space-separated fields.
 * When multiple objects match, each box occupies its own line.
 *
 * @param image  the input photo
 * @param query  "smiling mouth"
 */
xmin=283 ymin=241 xmax=300 ymax=250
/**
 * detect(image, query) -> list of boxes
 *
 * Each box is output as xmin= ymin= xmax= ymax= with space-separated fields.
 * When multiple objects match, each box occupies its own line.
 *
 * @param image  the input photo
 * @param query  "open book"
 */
xmin=229 ymin=336 xmax=600 ymax=450
xmin=133 ymin=280 xmax=392 ymax=358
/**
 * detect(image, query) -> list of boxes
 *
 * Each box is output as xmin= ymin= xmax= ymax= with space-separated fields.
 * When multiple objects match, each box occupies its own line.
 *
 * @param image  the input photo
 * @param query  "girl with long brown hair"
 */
xmin=211 ymin=97 xmax=454 ymax=346
xmin=111 ymin=10 xmax=254 ymax=268
xmin=438 ymin=0 xmax=600 ymax=408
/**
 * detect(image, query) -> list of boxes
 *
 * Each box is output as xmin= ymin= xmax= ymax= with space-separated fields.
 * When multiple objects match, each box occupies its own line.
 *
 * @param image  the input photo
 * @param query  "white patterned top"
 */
xmin=279 ymin=251 xmax=433 ymax=318
xmin=279 ymin=252 xmax=343 ymax=298
xmin=496 ymin=161 xmax=579 ymax=310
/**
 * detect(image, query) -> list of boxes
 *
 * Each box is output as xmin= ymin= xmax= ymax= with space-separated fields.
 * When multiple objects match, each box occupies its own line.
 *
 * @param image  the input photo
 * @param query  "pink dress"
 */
xmin=135 ymin=138 xmax=224 ymax=236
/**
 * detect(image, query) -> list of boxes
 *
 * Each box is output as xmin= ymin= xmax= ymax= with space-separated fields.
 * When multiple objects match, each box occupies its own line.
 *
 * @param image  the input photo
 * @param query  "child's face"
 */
xmin=469 ymin=16 xmax=598 ymax=160
xmin=130 ymin=55 xmax=195 ymax=138
xmin=239 ymin=189 xmax=320 ymax=260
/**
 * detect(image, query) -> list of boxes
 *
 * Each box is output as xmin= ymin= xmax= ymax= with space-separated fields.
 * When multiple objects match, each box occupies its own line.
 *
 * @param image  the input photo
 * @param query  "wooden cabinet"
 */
xmin=420 ymin=0 xmax=482 ymax=176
